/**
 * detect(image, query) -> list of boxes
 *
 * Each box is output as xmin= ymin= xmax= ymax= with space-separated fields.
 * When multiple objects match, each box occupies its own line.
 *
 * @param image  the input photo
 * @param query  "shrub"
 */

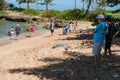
xmin=0 ymin=10 xmax=6 ymax=14
xmin=42 ymin=10 xmax=62 ymax=19
xmin=24 ymin=9 xmax=40 ymax=16
xmin=0 ymin=0 xmax=8 ymax=10
xmin=62 ymin=9 xmax=84 ymax=20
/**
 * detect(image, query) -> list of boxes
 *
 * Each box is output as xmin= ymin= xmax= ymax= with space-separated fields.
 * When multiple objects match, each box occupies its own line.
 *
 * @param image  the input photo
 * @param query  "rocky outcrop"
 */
xmin=0 ymin=14 xmax=49 ymax=23
xmin=0 ymin=14 xmax=71 ymax=28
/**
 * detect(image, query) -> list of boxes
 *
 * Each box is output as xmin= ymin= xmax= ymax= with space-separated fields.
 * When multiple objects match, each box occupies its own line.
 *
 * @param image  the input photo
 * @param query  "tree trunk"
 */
xmin=75 ymin=0 xmax=77 ymax=9
xmin=84 ymin=0 xmax=92 ymax=17
xmin=46 ymin=3 xmax=48 ymax=10
xmin=27 ymin=2 xmax=30 ymax=10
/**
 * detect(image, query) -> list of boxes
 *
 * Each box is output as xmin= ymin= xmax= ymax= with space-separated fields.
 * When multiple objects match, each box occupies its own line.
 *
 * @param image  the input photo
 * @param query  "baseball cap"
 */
xmin=96 ymin=14 xmax=105 ymax=19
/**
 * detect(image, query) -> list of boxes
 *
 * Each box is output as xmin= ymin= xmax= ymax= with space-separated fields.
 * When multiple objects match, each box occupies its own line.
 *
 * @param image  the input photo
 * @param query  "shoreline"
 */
xmin=0 ymin=21 xmax=94 ymax=47
xmin=0 ymin=28 xmax=47 ymax=47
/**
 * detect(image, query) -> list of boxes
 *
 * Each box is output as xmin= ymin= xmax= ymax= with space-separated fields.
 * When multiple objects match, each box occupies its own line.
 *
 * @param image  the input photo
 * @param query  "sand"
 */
xmin=0 ymin=21 xmax=120 ymax=80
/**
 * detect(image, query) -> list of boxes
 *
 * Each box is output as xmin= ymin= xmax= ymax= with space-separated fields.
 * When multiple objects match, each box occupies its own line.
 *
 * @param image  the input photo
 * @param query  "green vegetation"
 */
xmin=0 ymin=0 xmax=8 ymax=10
xmin=42 ymin=10 xmax=62 ymax=19
xmin=106 ymin=12 xmax=120 ymax=19
xmin=40 ymin=0 xmax=54 ymax=10
xmin=24 ymin=9 xmax=40 ymax=16
xmin=0 ymin=11 xmax=7 ymax=14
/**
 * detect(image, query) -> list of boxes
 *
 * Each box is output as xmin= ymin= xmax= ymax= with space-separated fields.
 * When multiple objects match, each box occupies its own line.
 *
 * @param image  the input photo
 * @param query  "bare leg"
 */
xmin=108 ymin=48 xmax=112 ymax=56
xmin=104 ymin=49 xmax=107 ymax=56
xmin=94 ymin=55 xmax=98 ymax=64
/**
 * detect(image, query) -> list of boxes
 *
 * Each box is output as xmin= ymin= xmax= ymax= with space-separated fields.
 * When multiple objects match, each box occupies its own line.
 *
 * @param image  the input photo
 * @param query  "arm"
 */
xmin=94 ymin=25 xmax=100 ymax=33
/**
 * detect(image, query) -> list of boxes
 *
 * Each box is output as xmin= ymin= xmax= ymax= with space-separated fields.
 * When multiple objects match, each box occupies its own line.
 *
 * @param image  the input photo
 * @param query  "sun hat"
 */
xmin=96 ymin=14 xmax=105 ymax=19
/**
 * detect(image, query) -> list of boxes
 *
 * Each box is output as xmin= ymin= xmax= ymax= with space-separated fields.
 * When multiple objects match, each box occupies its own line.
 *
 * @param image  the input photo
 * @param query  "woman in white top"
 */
xmin=69 ymin=22 xmax=73 ymax=33
xmin=10 ymin=26 xmax=15 ymax=39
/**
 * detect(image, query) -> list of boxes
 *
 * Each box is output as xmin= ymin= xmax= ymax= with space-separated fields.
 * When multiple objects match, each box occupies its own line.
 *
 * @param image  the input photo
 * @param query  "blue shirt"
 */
xmin=94 ymin=22 xmax=108 ymax=43
xmin=50 ymin=23 xmax=55 ymax=30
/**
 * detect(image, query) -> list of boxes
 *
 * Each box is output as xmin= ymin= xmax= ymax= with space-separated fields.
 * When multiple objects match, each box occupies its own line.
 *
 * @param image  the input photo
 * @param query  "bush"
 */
xmin=13 ymin=7 xmax=25 ymax=12
xmin=62 ymin=9 xmax=84 ymax=20
xmin=0 ymin=0 xmax=8 ymax=10
xmin=42 ymin=10 xmax=62 ymax=19
xmin=42 ymin=9 xmax=85 ymax=20
xmin=24 ymin=9 xmax=40 ymax=16
xmin=0 ymin=10 xmax=6 ymax=14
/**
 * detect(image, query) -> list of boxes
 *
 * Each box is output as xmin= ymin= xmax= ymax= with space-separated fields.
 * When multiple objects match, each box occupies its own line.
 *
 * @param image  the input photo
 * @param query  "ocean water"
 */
xmin=0 ymin=20 xmax=42 ymax=38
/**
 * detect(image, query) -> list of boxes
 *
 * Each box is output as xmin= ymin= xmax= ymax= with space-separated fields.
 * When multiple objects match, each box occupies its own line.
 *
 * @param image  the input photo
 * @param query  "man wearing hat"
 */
xmin=92 ymin=14 xmax=108 ymax=64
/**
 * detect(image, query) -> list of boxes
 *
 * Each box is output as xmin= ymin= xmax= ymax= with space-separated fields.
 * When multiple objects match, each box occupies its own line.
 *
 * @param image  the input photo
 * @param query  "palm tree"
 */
xmin=75 ymin=0 xmax=77 ymax=9
xmin=81 ymin=0 xmax=85 ymax=10
xmin=40 ymin=0 xmax=54 ymax=10
xmin=97 ymin=0 xmax=107 ymax=9
xmin=16 ymin=0 xmax=38 ymax=10
xmin=84 ymin=0 xmax=93 ymax=16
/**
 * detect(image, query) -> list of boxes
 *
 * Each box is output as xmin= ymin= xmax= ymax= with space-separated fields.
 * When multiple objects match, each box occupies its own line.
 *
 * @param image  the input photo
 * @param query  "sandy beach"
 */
xmin=0 ymin=21 xmax=120 ymax=80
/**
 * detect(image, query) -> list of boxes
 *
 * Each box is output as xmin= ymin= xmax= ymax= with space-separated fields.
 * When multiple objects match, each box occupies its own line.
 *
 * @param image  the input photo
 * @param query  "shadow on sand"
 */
xmin=8 ymin=51 xmax=120 ymax=80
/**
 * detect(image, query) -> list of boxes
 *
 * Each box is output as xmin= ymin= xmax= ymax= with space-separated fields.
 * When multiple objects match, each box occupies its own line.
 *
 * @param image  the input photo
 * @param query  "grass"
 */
xmin=106 ymin=12 xmax=120 ymax=19
xmin=0 ymin=11 xmax=7 ymax=14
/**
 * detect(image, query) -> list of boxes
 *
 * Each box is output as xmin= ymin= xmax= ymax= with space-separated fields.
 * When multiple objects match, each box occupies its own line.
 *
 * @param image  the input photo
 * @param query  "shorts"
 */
xmin=92 ymin=42 xmax=103 ymax=55
xmin=51 ymin=30 xmax=54 ymax=33
xmin=10 ymin=31 xmax=14 ymax=36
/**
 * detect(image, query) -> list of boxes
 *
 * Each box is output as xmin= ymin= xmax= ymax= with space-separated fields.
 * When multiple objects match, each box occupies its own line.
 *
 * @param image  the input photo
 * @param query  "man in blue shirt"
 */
xmin=92 ymin=14 xmax=108 ymax=64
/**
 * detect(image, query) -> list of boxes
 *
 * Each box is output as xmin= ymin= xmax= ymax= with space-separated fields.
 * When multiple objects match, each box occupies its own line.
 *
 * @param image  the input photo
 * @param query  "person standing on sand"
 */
xmin=15 ymin=24 xmax=21 ymax=39
xmin=104 ymin=18 xmax=117 ymax=56
xmin=75 ymin=20 xmax=78 ymax=30
xmin=92 ymin=14 xmax=108 ymax=64
xmin=10 ymin=26 xmax=15 ymax=39
xmin=50 ymin=21 xmax=55 ymax=36
xmin=30 ymin=24 xmax=35 ymax=36
xmin=68 ymin=22 xmax=73 ymax=33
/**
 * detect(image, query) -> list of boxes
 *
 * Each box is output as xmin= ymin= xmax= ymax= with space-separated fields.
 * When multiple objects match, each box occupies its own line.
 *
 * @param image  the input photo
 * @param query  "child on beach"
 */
xmin=63 ymin=25 xmax=68 ymax=35
xmin=68 ymin=22 xmax=73 ymax=33
xmin=10 ymin=26 xmax=15 ymax=39
xmin=30 ymin=25 xmax=35 ymax=36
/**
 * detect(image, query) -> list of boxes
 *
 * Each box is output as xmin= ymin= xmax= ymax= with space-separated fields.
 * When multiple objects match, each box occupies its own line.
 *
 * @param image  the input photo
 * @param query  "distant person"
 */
xmin=68 ymin=22 xmax=73 ymax=33
xmin=30 ymin=24 xmax=35 ymax=36
xmin=15 ymin=24 xmax=21 ymax=38
xmin=10 ymin=26 xmax=15 ymax=39
xmin=92 ymin=14 xmax=108 ymax=64
xmin=50 ymin=21 xmax=55 ymax=36
xmin=104 ymin=18 xmax=117 ymax=56
xmin=63 ymin=25 xmax=68 ymax=35
xmin=75 ymin=20 xmax=78 ymax=30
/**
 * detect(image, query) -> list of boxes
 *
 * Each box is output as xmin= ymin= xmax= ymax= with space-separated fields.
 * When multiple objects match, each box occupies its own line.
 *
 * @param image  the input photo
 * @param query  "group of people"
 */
xmin=62 ymin=22 xmax=73 ymax=35
xmin=8 ymin=24 xmax=21 ymax=39
xmin=49 ymin=20 xmax=77 ymax=36
xmin=8 ymin=24 xmax=35 ymax=39
xmin=93 ymin=14 xmax=117 ymax=64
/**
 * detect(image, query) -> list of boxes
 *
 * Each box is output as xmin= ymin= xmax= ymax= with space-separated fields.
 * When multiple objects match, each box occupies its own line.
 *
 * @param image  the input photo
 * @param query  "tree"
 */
xmin=9 ymin=4 xmax=14 ymax=10
xmin=84 ymin=0 xmax=92 ymax=16
xmin=97 ymin=0 xmax=107 ymax=9
xmin=106 ymin=0 xmax=120 ymax=7
xmin=40 ymin=0 xmax=54 ymax=10
xmin=74 ymin=0 xmax=77 ymax=9
xmin=81 ymin=0 xmax=85 ymax=10
xmin=0 ymin=0 xmax=8 ymax=10
xmin=16 ymin=0 xmax=38 ymax=10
